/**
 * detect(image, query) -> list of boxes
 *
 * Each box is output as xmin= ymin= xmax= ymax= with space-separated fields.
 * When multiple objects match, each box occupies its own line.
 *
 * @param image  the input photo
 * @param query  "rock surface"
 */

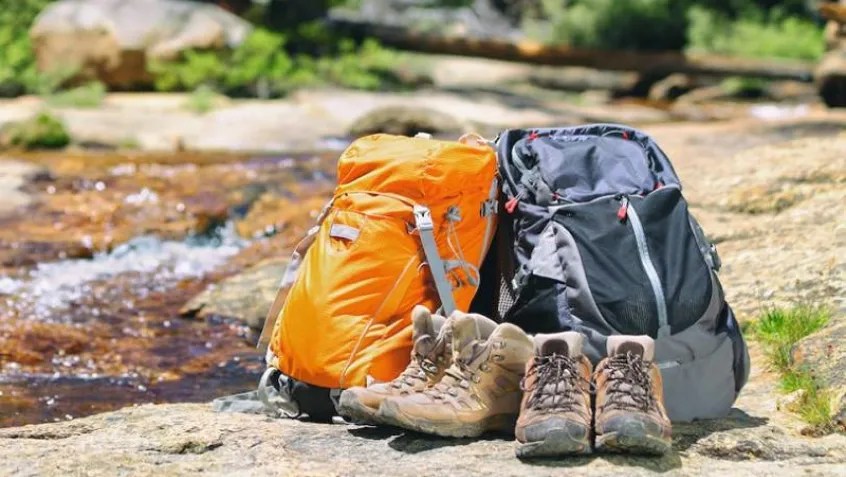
xmin=30 ymin=0 xmax=252 ymax=88
xmin=793 ymin=317 xmax=846 ymax=428
xmin=0 ymin=159 xmax=48 ymax=215
xmin=180 ymin=258 xmax=288 ymax=329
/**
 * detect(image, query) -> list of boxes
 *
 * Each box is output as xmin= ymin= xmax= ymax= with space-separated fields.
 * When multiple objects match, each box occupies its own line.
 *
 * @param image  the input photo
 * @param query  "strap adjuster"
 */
xmin=413 ymin=205 xmax=434 ymax=231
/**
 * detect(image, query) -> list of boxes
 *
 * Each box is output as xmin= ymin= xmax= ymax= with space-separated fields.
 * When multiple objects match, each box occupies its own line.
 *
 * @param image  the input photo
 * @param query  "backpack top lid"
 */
xmin=335 ymin=133 xmax=497 ymax=203
xmin=496 ymin=124 xmax=682 ymax=203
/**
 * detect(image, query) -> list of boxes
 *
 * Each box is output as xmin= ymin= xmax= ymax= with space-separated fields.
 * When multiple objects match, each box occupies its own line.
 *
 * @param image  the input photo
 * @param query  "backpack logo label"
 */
xmin=329 ymin=224 xmax=360 ymax=241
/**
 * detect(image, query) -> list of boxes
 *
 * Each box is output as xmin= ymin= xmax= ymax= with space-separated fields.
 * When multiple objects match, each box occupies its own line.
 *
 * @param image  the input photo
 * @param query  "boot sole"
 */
xmin=516 ymin=429 xmax=592 ymax=458
xmin=379 ymin=399 xmax=517 ymax=438
xmin=337 ymin=392 xmax=381 ymax=426
xmin=595 ymin=431 xmax=671 ymax=456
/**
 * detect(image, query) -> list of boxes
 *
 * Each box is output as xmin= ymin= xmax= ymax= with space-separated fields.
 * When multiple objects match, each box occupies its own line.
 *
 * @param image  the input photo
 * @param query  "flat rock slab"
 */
xmin=0 ymin=401 xmax=844 ymax=477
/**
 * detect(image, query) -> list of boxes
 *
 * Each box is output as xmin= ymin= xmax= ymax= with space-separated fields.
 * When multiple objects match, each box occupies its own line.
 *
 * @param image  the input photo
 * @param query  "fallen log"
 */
xmin=329 ymin=18 xmax=815 ymax=82
xmin=819 ymin=2 xmax=846 ymax=24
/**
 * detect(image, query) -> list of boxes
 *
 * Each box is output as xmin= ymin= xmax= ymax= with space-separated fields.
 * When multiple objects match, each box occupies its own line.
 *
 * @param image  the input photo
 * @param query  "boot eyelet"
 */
xmin=493 ymin=355 xmax=504 ymax=362
xmin=448 ymin=388 xmax=458 ymax=396
xmin=472 ymin=375 xmax=481 ymax=383
xmin=480 ymin=363 xmax=490 ymax=372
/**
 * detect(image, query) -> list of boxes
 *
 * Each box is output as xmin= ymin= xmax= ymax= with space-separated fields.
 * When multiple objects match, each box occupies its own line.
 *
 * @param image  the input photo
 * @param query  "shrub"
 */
xmin=687 ymin=5 xmax=825 ymax=61
xmin=46 ymin=81 xmax=106 ymax=108
xmin=149 ymin=27 xmax=399 ymax=97
xmin=1 ymin=111 xmax=71 ymax=149
xmin=0 ymin=0 xmax=54 ymax=96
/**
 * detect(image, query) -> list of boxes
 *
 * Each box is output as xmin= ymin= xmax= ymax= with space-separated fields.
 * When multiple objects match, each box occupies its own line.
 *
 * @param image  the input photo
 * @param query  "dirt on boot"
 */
xmin=516 ymin=332 xmax=594 ymax=458
xmin=594 ymin=335 xmax=672 ymax=455
xmin=378 ymin=312 xmax=532 ymax=438
xmin=338 ymin=306 xmax=451 ymax=424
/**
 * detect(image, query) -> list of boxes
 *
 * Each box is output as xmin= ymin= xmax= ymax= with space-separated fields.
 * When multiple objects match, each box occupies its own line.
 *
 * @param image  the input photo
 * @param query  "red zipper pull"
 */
xmin=505 ymin=190 xmax=525 ymax=214
xmin=617 ymin=197 xmax=629 ymax=222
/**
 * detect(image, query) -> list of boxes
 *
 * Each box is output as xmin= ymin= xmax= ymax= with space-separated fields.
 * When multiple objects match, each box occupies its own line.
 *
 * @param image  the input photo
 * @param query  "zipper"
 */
xmin=621 ymin=197 xmax=670 ymax=338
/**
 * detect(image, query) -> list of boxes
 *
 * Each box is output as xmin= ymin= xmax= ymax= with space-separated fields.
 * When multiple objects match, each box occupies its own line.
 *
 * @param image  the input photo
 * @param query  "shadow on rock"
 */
xmin=521 ymin=453 xmax=683 ymax=473
xmin=388 ymin=431 xmax=510 ymax=454
xmin=673 ymin=408 xmax=769 ymax=452
xmin=346 ymin=425 xmax=404 ymax=440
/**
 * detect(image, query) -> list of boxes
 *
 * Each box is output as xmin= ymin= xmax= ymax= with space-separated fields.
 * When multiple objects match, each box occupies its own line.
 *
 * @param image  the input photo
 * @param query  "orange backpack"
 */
xmin=259 ymin=133 xmax=498 ymax=399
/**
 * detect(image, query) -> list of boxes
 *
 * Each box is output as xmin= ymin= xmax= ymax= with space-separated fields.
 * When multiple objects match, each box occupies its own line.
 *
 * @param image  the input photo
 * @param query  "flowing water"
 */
xmin=0 ymin=148 xmax=343 ymax=427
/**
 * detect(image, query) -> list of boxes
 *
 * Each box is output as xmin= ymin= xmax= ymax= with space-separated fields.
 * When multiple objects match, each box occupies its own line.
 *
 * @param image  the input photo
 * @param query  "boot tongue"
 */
xmin=411 ymin=305 xmax=435 ymax=340
xmin=607 ymin=335 xmax=655 ymax=361
xmin=449 ymin=313 xmax=482 ymax=355
xmin=534 ymin=332 xmax=584 ymax=358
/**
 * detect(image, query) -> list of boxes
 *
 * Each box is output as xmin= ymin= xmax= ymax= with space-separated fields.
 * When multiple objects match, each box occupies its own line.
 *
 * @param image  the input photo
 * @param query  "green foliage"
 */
xmin=753 ymin=304 xmax=829 ymax=370
xmin=183 ymin=85 xmax=221 ymax=115
xmin=532 ymin=0 xmax=824 ymax=60
xmin=150 ymin=27 xmax=398 ymax=97
xmin=2 ymin=111 xmax=71 ymax=149
xmin=751 ymin=305 xmax=835 ymax=429
xmin=0 ymin=0 xmax=54 ymax=96
xmin=687 ymin=5 xmax=825 ymax=60
xmin=46 ymin=81 xmax=106 ymax=108
xmin=535 ymin=0 xmax=690 ymax=51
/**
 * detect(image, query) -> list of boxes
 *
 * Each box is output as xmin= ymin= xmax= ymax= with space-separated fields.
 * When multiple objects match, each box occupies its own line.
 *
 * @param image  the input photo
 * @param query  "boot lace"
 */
xmin=392 ymin=347 xmax=444 ymax=388
xmin=426 ymin=341 xmax=492 ymax=398
xmin=600 ymin=352 xmax=657 ymax=413
xmin=521 ymin=354 xmax=591 ymax=412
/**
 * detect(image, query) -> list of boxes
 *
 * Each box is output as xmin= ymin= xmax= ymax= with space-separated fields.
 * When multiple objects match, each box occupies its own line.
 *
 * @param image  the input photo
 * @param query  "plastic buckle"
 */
xmin=480 ymin=199 xmax=498 ymax=217
xmin=413 ymin=205 xmax=434 ymax=231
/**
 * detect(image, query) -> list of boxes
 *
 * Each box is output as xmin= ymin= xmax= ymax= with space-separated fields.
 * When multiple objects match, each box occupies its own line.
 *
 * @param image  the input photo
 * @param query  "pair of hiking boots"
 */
xmin=338 ymin=306 xmax=672 ymax=457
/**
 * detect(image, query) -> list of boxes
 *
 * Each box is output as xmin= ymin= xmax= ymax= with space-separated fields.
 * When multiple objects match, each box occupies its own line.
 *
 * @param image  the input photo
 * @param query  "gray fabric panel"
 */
xmin=552 ymin=223 xmax=615 ymax=333
xmin=528 ymin=223 xmax=566 ymax=282
xmin=696 ymin=271 xmax=725 ymax=333
xmin=660 ymin=333 xmax=737 ymax=421
xmin=655 ymin=321 xmax=725 ymax=364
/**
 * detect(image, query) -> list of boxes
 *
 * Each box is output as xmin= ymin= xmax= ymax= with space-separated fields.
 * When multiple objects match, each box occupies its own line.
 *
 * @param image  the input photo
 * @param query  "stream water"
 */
xmin=0 ymin=148 xmax=343 ymax=428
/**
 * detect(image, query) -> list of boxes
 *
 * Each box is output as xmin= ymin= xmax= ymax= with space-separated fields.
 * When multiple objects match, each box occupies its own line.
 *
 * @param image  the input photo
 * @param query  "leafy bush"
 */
xmin=47 ymin=81 xmax=106 ymax=108
xmin=1 ymin=111 xmax=71 ymax=149
xmin=531 ymin=0 xmax=824 ymax=59
xmin=0 ymin=0 xmax=54 ymax=96
xmin=183 ymin=85 xmax=221 ymax=114
xmin=150 ymin=27 xmax=399 ymax=97
xmin=687 ymin=5 xmax=825 ymax=60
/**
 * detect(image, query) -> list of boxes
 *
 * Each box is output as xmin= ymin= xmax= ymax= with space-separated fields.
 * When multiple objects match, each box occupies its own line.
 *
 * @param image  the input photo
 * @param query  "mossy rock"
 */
xmin=0 ymin=112 xmax=71 ymax=150
xmin=348 ymin=106 xmax=465 ymax=138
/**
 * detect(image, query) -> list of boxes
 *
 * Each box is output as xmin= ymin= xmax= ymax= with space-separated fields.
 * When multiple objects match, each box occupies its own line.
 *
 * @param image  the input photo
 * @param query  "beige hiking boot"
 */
xmin=378 ymin=311 xmax=533 ymax=438
xmin=515 ymin=332 xmax=594 ymax=457
xmin=594 ymin=335 xmax=672 ymax=455
xmin=337 ymin=305 xmax=452 ymax=424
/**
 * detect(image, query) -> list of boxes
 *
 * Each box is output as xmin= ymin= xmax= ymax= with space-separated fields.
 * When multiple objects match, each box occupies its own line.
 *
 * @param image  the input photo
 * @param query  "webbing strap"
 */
xmin=414 ymin=205 xmax=456 ymax=316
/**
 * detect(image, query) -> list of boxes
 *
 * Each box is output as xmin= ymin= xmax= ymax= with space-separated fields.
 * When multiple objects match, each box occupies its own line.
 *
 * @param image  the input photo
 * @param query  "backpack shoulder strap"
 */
xmin=414 ymin=205 xmax=457 ymax=316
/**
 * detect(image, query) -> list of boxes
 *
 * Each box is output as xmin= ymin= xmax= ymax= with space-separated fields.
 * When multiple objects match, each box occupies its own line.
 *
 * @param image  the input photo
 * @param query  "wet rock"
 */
xmin=180 ymin=258 xmax=288 ymax=329
xmin=30 ymin=0 xmax=252 ymax=89
xmin=1 ymin=403 xmax=845 ymax=476
xmin=0 ymin=112 xmax=71 ymax=150
xmin=0 ymin=159 xmax=49 ymax=215
xmin=348 ymin=105 xmax=466 ymax=137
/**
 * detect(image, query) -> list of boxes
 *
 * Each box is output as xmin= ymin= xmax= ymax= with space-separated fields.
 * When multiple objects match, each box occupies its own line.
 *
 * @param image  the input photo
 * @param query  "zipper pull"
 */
xmin=505 ymin=189 xmax=525 ymax=214
xmin=617 ymin=196 xmax=629 ymax=222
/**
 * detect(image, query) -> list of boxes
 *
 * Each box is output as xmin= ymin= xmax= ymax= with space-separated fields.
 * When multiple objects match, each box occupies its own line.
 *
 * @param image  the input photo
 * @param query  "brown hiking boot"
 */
xmin=515 ymin=332 xmax=593 ymax=457
xmin=378 ymin=311 xmax=533 ymax=438
xmin=337 ymin=305 xmax=452 ymax=424
xmin=594 ymin=335 xmax=672 ymax=455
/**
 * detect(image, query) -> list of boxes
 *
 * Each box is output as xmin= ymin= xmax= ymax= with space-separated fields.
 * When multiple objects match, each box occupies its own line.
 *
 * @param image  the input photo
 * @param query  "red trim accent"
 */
xmin=617 ymin=203 xmax=628 ymax=221
xmin=528 ymin=131 xmax=539 ymax=141
xmin=622 ymin=131 xmax=629 ymax=139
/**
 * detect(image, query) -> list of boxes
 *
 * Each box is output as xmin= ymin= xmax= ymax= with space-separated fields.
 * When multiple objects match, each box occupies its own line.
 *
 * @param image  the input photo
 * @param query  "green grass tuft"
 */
xmin=754 ymin=305 xmax=830 ymax=371
xmin=751 ymin=305 xmax=834 ymax=430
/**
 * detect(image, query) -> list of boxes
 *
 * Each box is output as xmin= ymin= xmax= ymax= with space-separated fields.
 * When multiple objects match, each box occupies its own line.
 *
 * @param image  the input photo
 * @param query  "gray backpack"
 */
xmin=481 ymin=124 xmax=750 ymax=422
